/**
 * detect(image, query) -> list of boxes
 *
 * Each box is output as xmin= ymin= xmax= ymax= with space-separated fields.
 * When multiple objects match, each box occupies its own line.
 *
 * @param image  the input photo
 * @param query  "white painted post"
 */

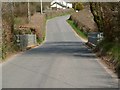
xmin=40 ymin=0 xmax=43 ymax=14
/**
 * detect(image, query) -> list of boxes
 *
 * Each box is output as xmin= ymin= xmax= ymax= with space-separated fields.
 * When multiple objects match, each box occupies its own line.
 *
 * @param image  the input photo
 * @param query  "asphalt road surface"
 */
xmin=3 ymin=15 xmax=118 ymax=88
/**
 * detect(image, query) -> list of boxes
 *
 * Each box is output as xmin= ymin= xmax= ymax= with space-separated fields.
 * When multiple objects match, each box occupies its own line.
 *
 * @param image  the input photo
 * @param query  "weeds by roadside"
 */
xmin=94 ymin=40 xmax=120 ymax=78
xmin=67 ymin=19 xmax=88 ymax=40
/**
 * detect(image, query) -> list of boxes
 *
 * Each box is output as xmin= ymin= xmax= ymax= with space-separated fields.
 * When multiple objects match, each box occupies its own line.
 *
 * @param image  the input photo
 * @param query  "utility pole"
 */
xmin=28 ymin=0 xmax=31 ymax=23
xmin=40 ymin=0 xmax=43 ymax=14
xmin=10 ymin=0 xmax=14 ymax=33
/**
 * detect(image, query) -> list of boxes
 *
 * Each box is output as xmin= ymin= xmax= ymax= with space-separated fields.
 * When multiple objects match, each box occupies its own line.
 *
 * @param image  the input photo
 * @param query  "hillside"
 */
xmin=69 ymin=5 xmax=98 ymax=33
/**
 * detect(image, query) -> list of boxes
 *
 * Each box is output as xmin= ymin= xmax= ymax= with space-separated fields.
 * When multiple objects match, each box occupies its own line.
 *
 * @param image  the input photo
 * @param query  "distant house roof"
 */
xmin=51 ymin=2 xmax=66 ymax=8
xmin=51 ymin=0 xmax=66 ymax=4
xmin=51 ymin=0 xmax=72 ymax=8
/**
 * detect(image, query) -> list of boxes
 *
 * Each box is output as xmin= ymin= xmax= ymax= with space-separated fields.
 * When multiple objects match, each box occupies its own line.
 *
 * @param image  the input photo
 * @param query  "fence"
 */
xmin=16 ymin=34 xmax=37 ymax=50
xmin=88 ymin=32 xmax=103 ymax=46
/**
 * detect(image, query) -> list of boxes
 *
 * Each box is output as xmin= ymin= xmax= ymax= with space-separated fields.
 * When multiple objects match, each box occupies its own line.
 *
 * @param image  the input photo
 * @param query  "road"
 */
xmin=3 ymin=15 xmax=118 ymax=88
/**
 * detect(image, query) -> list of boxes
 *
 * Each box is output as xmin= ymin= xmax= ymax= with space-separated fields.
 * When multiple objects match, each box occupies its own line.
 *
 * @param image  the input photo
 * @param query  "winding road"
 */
xmin=3 ymin=15 xmax=118 ymax=88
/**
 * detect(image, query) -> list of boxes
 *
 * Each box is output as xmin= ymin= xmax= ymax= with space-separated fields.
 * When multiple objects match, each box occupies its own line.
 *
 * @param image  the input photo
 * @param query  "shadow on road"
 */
xmin=24 ymin=41 xmax=96 ymax=59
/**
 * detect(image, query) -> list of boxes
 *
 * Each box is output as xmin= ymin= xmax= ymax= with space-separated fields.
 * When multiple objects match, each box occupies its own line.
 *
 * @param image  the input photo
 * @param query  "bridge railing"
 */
xmin=88 ymin=32 xmax=103 ymax=46
xmin=16 ymin=34 xmax=37 ymax=50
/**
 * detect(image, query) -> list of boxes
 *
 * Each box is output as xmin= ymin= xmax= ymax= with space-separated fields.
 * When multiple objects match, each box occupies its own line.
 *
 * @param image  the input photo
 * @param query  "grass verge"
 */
xmin=96 ymin=40 xmax=120 ymax=77
xmin=67 ymin=20 xmax=87 ymax=40
xmin=98 ymin=40 xmax=120 ymax=62
xmin=47 ymin=13 xmax=72 ymax=20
